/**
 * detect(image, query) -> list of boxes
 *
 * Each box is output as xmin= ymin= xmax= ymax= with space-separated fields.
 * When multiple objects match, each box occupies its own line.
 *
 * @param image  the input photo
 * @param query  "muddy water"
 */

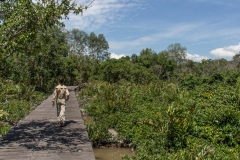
xmin=80 ymin=111 xmax=136 ymax=159
xmin=94 ymin=147 xmax=136 ymax=160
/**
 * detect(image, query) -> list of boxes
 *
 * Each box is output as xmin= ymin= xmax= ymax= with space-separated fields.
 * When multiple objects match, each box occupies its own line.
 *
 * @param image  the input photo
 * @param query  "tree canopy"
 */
xmin=0 ymin=0 xmax=93 ymax=61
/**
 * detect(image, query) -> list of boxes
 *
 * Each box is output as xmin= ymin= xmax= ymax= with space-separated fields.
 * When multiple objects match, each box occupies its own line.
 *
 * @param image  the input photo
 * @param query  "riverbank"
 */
xmin=94 ymin=147 xmax=135 ymax=160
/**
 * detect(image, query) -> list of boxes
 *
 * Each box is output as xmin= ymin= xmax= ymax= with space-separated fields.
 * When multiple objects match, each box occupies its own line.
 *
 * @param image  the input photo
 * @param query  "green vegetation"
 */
xmin=79 ymin=76 xmax=240 ymax=159
xmin=77 ymin=46 xmax=240 ymax=159
xmin=1 ymin=1 xmax=240 ymax=159
xmin=0 ymin=78 xmax=47 ymax=135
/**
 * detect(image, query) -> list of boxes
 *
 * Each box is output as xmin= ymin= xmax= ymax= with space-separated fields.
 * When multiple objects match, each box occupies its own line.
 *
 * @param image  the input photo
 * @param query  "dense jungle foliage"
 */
xmin=79 ymin=77 xmax=240 ymax=159
xmin=1 ymin=0 xmax=240 ymax=159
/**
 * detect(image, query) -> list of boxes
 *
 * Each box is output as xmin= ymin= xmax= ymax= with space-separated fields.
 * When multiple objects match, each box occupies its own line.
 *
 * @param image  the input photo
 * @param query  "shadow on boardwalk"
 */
xmin=1 ymin=120 xmax=89 ymax=152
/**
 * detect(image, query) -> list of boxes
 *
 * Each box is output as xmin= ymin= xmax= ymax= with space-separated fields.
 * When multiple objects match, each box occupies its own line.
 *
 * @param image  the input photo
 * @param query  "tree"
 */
xmin=138 ymin=48 xmax=157 ymax=68
xmin=165 ymin=43 xmax=187 ymax=65
xmin=157 ymin=51 xmax=177 ymax=81
xmin=181 ymin=59 xmax=202 ymax=76
xmin=88 ymin=32 xmax=110 ymax=61
xmin=131 ymin=54 xmax=138 ymax=63
xmin=66 ymin=28 xmax=110 ymax=63
xmin=102 ymin=57 xmax=141 ymax=83
xmin=99 ymin=57 xmax=157 ymax=84
xmin=67 ymin=29 xmax=88 ymax=56
xmin=3 ymin=26 xmax=70 ymax=91
xmin=232 ymin=53 xmax=240 ymax=70
xmin=0 ymin=0 xmax=94 ymax=77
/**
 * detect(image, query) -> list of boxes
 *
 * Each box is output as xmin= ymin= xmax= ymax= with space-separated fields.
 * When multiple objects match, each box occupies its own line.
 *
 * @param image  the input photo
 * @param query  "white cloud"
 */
xmin=110 ymin=53 xmax=126 ymax=59
xmin=64 ymin=0 xmax=140 ymax=30
xmin=210 ymin=43 xmax=240 ymax=58
xmin=187 ymin=53 xmax=208 ymax=62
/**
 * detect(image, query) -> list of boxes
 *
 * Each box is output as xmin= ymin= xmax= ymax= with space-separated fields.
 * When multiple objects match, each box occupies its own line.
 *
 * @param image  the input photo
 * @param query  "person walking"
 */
xmin=52 ymin=77 xmax=70 ymax=127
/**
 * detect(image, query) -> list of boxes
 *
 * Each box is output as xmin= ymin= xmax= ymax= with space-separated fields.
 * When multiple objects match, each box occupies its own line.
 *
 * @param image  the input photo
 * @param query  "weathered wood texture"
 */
xmin=0 ymin=86 xmax=95 ymax=160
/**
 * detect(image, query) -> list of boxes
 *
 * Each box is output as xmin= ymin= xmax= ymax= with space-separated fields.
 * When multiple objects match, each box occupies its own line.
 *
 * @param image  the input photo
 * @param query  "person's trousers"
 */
xmin=56 ymin=99 xmax=66 ymax=123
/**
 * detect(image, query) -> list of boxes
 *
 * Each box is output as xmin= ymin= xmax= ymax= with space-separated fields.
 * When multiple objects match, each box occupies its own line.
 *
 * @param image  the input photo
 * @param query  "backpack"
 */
xmin=56 ymin=86 xmax=67 ymax=99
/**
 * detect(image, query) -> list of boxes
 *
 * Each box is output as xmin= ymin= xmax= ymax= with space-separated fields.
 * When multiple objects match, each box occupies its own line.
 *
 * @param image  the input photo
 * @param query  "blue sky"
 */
xmin=64 ymin=0 xmax=240 ymax=61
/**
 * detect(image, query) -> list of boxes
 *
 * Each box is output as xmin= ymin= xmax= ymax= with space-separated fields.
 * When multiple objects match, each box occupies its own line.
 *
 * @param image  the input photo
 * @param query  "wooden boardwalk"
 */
xmin=0 ymin=86 xmax=95 ymax=160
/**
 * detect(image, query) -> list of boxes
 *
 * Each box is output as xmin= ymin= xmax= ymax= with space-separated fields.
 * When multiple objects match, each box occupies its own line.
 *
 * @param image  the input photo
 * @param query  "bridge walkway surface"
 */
xmin=0 ymin=86 xmax=95 ymax=160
